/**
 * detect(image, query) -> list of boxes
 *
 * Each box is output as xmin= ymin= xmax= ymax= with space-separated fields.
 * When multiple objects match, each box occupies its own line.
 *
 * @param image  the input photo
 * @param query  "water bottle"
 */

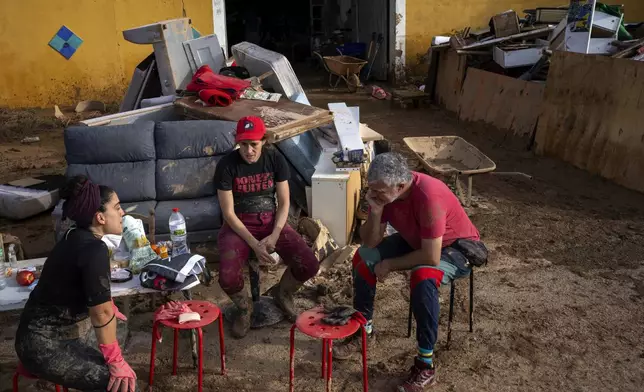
xmin=0 ymin=263 xmax=6 ymax=290
xmin=169 ymin=208 xmax=189 ymax=257
xmin=0 ymin=242 xmax=6 ymax=290
xmin=8 ymin=244 xmax=17 ymax=268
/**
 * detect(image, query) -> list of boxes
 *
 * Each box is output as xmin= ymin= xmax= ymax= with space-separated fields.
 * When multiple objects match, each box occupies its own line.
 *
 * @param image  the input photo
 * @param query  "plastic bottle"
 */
xmin=8 ymin=244 xmax=17 ymax=268
xmin=169 ymin=208 xmax=189 ymax=257
xmin=0 ymin=244 xmax=6 ymax=290
xmin=0 ymin=263 xmax=6 ymax=290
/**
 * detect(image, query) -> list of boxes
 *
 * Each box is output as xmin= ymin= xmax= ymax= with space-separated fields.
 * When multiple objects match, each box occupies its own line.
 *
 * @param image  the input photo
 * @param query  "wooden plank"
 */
xmin=174 ymin=97 xmax=333 ymax=143
xmin=535 ymin=51 xmax=644 ymax=193
xmin=434 ymin=49 xmax=468 ymax=113
xmin=457 ymin=68 xmax=545 ymax=145
xmin=461 ymin=26 xmax=554 ymax=50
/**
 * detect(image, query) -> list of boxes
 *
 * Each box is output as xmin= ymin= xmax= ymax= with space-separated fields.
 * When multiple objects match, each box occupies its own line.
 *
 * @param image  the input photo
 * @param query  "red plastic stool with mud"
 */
xmin=289 ymin=307 xmax=368 ymax=392
xmin=13 ymin=362 xmax=68 ymax=392
xmin=148 ymin=300 xmax=226 ymax=392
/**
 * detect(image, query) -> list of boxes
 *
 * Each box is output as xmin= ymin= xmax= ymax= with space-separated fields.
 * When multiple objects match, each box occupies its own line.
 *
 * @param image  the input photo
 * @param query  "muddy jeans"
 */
xmin=217 ymin=211 xmax=319 ymax=294
xmin=15 ymin=318 xmax=137 ymax=392
xmin=352 ymin=233 xmax=477 ymax=352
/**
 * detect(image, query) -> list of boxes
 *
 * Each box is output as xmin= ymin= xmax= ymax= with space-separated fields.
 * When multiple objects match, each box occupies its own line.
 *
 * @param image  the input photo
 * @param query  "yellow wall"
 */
xmin=405 ymin=0 xmax=644 ymax=73
xmin=0 ymin=0 xmax=213 ymax=108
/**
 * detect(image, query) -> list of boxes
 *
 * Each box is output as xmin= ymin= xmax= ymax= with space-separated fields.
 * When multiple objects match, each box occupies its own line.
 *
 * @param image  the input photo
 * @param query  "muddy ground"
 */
xmin=1 ymin=79 xmax=643 ymax=392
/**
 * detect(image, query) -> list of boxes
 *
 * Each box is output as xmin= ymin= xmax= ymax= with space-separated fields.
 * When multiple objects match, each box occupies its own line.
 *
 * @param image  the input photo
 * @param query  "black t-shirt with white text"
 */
xmin=214 ymin=147 xmax=290 ymax=213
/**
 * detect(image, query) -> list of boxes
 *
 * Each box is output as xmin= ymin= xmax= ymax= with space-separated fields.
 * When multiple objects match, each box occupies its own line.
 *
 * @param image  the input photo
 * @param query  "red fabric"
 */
xmin=186 ymin=64 xmax=250 ymax=99
xmin=410 ymin=267 xmax=444 ymax=291
xmin=153 ymin=301 xmax=193 ymax=341
xmin=381 ymin=172 xmax=480 ymax=249
xmin=198 ymin=89 xmax=233 ymax=107
xmin=351 ymin=251 xmax=376 ymax=286
xmin=235 ymin=116 xmax=267 ymax=142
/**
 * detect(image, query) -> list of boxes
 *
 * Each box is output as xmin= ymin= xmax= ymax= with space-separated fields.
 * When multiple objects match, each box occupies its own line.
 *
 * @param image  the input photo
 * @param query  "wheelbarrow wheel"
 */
xmin=346 ymin=73 xmax=361 ymax=93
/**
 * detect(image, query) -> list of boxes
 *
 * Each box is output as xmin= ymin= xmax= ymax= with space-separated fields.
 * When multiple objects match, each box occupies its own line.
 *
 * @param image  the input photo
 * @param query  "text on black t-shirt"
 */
xmin=214 ymin=147 xmax=290 ymax=213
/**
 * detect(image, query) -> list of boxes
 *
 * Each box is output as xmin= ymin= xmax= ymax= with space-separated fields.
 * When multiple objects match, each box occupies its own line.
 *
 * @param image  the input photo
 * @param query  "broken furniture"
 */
xmin=13 ymin=362 xmax=68 ymax=392
xmin=121 ymin=18 xmax=227 ymax=111
xmin=313 ymin=52 xmax=368 ymax=92
xmin=407 ymin=271 xmax=475 ymax=351
xmin=554 ymin=0 xmax=622 ymax=55
xmin=289 ymin=307 xmax=368 ymax=392
xmin=123 ymin=18 xmax=195 ymax=97
xmin=0 ymin=175 xmax=66 ymax=220
xmin=232 ymin=42 xmax=308 ymax=102
xmin=149 ymin=300 xmax=226 ymax=392
xmin=174 ymin=96 xmax=334 ymax=143
xmin=491 ymin=10 xmax=521 ymax=38
xmin=403 ymin=136 xmax=496 ymax=206
xmin=53 ymin=120 xmax=237 ymax=243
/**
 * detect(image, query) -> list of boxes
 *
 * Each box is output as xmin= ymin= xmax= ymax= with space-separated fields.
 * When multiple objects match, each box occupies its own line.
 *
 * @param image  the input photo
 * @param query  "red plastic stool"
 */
xmin=149 ymin=300 xmax=226 ymax=392
xmin=289 ymin=307 xmax=368 ymax=392
xmin=13 ymin=362 xmax=68 ymax=392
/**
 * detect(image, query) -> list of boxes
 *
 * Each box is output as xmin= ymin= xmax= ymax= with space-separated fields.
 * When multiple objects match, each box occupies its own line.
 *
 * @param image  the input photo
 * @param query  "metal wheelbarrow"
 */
xmin=313 ymin=52 xmax=368 ymax=93
xmin=403 ymin=136 xmax=497 ymax=206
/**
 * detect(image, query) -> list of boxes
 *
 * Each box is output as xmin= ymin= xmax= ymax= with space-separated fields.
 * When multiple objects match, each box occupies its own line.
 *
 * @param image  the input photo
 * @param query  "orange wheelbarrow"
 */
xmin=314 ymin=52 xmax=368 ymax=93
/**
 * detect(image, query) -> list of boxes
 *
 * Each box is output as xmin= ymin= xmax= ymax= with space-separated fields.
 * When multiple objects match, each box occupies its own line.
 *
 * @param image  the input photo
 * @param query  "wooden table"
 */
xmin=174 ymin=96 xmax=334 ymax=143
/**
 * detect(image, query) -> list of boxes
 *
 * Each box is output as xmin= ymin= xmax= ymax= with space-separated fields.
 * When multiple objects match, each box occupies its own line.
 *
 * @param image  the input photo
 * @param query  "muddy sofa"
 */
xmin=54 ymin=120 xmax=237 ymax=242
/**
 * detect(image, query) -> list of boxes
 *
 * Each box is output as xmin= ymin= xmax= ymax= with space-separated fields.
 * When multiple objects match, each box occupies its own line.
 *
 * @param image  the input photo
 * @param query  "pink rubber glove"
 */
xmin=99 ymin=341 xmax=137 ymax=392
xmin=112 ymin=299 xmax=127 ymax=322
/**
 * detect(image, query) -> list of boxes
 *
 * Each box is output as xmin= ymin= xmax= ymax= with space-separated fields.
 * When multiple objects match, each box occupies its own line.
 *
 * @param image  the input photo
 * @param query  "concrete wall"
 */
xmin=404 ymin=0 xmax=644 ymax=74
xmin=0 ymin=0 xmax=213 ymax=108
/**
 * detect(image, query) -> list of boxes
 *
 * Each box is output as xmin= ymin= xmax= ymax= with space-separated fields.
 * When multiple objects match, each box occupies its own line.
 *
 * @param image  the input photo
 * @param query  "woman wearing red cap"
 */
xmin=214 ymin=116 xmax=319 ymax=338
xmin=14 ymin=176 xmax=137 ymax=391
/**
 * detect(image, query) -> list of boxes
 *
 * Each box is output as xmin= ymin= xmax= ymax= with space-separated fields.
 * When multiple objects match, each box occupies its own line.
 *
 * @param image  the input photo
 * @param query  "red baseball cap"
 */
xmin=235 ymin=116 xmax=266 ymax=143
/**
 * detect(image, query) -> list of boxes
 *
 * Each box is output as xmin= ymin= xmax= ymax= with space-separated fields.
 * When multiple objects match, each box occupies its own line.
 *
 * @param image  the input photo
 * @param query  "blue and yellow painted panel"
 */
xmin=0 ymin=0 xmax=213 ymax=108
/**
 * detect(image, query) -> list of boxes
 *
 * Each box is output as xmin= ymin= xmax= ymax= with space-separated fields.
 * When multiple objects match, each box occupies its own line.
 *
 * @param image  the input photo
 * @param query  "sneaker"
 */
xmin=396 ymin=358 xmax=437 ymax=392
xmin=332 ymin=330 xmax=376 ymax=360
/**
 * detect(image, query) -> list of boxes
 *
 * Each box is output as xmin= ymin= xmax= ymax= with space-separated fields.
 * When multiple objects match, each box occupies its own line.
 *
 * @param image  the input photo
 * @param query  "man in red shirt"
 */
xmin=333 ymin=152 xmax=487 ymax=391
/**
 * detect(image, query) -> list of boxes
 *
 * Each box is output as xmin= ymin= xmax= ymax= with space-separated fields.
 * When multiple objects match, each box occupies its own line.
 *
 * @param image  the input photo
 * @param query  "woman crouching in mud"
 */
xmin=215 ymin=116 xmax=319 ymax=338
xmin=15 ymin=176 xmax=137 ymax=392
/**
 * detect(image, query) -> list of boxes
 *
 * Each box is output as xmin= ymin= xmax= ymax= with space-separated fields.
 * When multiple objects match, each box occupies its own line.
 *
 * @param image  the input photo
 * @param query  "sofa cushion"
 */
xmin=65 ymin=122 xmax=156 ymax=164
xmin=155 ymin=120 xmax=236 ymax=159
xmin=155 ymin=197 xmax=222 ymax=234
xmin=66 ymin=161 xmax=156 ymax=203
xmin=121 ymin=200 xmax=158 ymax=216
xmin=155 ymin=156 xmax=222 ymax=201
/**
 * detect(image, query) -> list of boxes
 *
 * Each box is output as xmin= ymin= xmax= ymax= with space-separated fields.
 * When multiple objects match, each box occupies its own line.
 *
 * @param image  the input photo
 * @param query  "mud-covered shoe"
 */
xmin=396 ymin=358 xmax=437 ymax=392
xmin=332 ymin=330 xmax=376 ymax=360
xmin=229 ymin=291 xmax=253 ymax=338
xmin=272 ymin=268 xmax=303 ymax=322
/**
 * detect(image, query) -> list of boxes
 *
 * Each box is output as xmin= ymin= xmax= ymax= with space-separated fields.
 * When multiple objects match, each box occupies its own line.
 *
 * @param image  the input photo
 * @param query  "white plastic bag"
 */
xmin=121 ymin=216 xmax=158 ymax=273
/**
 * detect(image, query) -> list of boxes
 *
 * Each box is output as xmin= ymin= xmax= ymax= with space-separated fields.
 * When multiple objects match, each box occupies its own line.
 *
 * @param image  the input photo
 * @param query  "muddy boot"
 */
xmin=229 ymin=291 xmax=253 ymax=339
xmin=397 ymin=358 xmax=437 ymax=391
xmin=272 ymin=268 xmax=302 ymax=322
